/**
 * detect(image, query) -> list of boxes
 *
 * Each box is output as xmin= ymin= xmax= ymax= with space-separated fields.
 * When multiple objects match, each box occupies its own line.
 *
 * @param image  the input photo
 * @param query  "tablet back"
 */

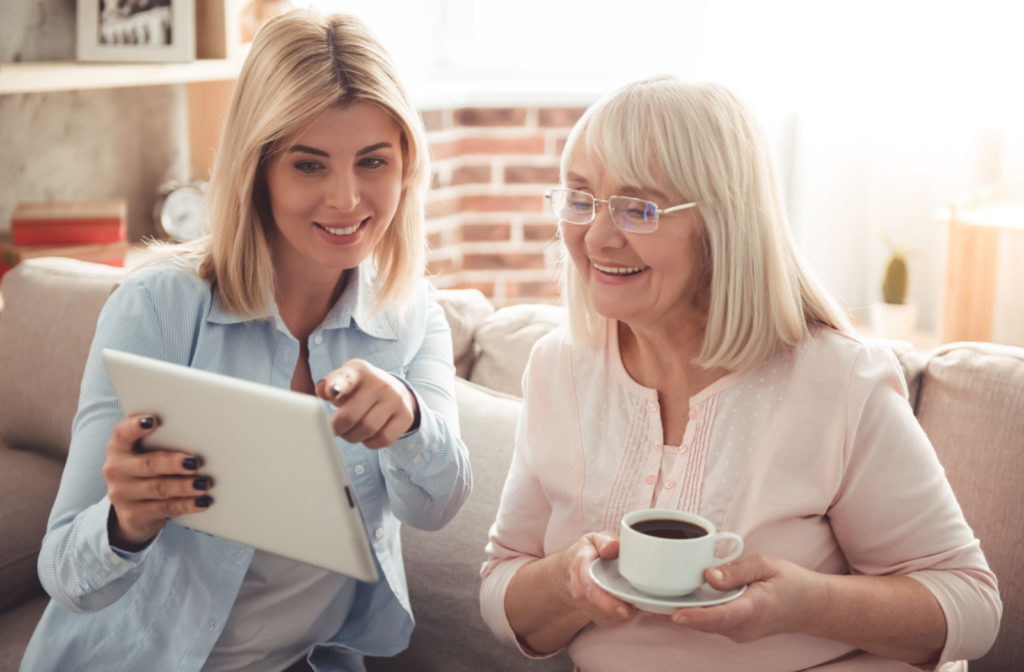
xmin=101 ymin=348 xmax=379 ymax=583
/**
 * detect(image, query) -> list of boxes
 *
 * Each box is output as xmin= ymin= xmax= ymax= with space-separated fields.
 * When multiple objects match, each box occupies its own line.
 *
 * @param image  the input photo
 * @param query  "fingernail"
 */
xmin=195 ymin=496 xmax=212 ymax=508
xmin=139 ymin=416 xmax=154 ymax=430
xmin=192 ymin=478 xmax=209 ymax=491
xmin=617 ymin=607 xmax=630 ymax=619
xmin=672 ymin=612 xmax=689 ymax=625
xmin=330 ymin=383 xmax=342 ymax=397
xmin=182 ymin=457 xmax=198 ymax=470
xmin=709 ymin=568 xmax=724 ymax=582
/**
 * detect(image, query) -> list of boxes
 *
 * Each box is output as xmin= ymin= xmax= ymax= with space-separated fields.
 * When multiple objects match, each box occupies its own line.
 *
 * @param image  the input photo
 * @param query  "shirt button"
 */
xmin=664 ymin=481 xmax=676 ymax=489
xmin=314 ymin=334 xmax=324 ymax=345
xmin=679 ymin=444 xmax=689 ymax=454
xmin=374 ymin=527 xmax=385 ymax=539
xmin=354 ymin=464 xmax=366 ymax=475
xmin=647 ymin=402 xmax=658 ymax=413
xmin=645 ymin=474 xmax=657 ymax=485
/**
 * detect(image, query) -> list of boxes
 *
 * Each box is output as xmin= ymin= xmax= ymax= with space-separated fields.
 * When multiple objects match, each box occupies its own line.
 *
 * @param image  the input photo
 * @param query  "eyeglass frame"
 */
xmin=544 ymin=187 xmax=698 ymax=234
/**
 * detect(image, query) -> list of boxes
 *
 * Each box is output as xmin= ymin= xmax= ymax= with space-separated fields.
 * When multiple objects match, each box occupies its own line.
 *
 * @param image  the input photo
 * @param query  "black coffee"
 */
xmin=630 ymin=518 xmax=708 ymax=539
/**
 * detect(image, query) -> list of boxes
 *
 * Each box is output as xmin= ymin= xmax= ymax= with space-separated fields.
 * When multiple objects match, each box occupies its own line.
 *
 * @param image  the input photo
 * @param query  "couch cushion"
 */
xmin=0 ymin=258 xmax=125 ymax=461
xmin=469 ymin=303 xmax=566 ymax=396
xmin=0 ymin=442 xmax=64 ymax=612
xmin=434 ymin=288 xmax=494 ymax=379
xmin=366 ymin=378 xmax=569 ymax=671
xmin=0 ymin=593 xmax=48 ymax=671
xmin=914 ymin=342 xmax=1024 ymax=671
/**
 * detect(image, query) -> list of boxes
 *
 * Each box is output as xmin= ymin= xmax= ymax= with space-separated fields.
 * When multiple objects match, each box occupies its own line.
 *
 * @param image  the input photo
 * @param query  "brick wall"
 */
xmin=422 ymin=106 xmax=586 ymax=306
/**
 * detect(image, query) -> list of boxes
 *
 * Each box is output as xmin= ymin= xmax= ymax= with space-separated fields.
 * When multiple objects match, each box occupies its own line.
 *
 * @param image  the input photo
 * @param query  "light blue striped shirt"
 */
xmin=21 ymin=260 xmax=472 ymax=671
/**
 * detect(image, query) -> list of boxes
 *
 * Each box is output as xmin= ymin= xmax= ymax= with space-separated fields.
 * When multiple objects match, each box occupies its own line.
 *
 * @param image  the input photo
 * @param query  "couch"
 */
xmin=0 ymin=257 xmax=1021 ymax=672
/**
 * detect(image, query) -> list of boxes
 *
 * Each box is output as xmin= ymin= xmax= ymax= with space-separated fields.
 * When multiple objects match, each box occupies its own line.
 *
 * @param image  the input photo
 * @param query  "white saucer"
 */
xmin=589 ymin=558 xmax=747 ymax=615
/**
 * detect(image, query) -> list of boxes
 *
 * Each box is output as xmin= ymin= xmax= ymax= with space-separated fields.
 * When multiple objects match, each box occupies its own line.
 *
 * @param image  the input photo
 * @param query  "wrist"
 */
xmin=797 ymin=570 xmax=834 ymax=638
xmin=107 ymin=505 xmax=155 ymax=553
xmin=390 ymin=374 xmax=421 ymax=434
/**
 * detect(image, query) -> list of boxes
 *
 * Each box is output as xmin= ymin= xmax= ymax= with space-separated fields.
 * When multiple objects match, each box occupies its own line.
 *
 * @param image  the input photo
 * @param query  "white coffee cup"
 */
xmin=618 ymin=508 xmax=743 ymax=598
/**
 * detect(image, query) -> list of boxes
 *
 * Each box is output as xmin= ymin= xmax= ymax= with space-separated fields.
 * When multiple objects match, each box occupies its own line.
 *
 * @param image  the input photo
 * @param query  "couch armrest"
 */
xmin=915 ymin=341 xmax=1024 ymax=670
xmin=0 ymin=258 xmax=126 ymax=461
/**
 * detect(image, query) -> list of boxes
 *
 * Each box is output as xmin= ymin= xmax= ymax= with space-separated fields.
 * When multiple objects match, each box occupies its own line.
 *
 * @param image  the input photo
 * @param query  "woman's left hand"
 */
xmin=315 ymin=359 xmax=418 ymax=449
xmin=666 ymin=554 xmax=827 ymax=642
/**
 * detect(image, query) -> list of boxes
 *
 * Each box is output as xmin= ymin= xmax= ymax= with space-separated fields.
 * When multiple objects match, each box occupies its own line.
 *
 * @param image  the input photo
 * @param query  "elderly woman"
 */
xmin=479 ymin=76 xmax=1000 ymax=671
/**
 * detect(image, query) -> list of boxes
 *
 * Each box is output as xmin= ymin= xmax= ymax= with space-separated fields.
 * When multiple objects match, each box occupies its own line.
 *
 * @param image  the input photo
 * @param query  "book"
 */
xmin=0 ymin=239 xmax=129 ymax=281
xmin=10 ymin=199 xmax=127 ymax=246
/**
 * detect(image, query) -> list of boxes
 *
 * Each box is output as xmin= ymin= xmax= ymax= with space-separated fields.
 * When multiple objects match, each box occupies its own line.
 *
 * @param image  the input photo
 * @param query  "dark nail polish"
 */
xmin=195 ymin=496 xmax=212 ymax=508
xmin=182 ymin=457 xmax=198 ymax=470
xmin=139 ymin=416 xmax=154 ymax=430
xmin=192 ymin=478 xmax=209 ymax=491
xmin=330 ymin=383 xmax=341 ymax=397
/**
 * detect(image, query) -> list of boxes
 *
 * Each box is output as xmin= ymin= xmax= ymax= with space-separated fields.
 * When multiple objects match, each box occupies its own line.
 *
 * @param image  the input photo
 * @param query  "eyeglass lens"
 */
xmin=549 ymin=189 xmax=659 ymax=233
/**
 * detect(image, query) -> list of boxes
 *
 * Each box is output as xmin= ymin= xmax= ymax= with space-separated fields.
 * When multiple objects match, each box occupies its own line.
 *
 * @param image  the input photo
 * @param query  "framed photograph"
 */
xmin=77 ymin=0 xmax=196 ymax=63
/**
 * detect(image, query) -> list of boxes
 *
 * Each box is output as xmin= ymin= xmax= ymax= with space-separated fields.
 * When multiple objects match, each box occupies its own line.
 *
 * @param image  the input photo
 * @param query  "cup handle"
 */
xmin=711 ymin=532 xmax=744 ymax=565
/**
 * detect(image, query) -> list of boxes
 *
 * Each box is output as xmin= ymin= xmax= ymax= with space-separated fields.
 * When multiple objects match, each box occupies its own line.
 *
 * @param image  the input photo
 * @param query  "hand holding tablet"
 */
xmin=103 ymin=412 xmax=214 ymax=551
xmin=102 ymin=348 xmax=379 ymax=581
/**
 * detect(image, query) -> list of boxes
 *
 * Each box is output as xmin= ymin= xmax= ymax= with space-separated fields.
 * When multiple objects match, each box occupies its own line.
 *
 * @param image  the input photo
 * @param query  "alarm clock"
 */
xmin=153 ymin=181 xmax=209 ymax=242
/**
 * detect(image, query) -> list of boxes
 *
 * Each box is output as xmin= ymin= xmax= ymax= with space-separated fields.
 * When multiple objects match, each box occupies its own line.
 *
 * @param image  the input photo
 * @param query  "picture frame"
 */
xmin=77 ymin=0 xmax=196 ymax=63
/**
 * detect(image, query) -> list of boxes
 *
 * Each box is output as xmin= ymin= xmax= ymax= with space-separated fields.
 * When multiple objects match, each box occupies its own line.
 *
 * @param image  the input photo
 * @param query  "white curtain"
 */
xmin=314 ymin=0 xmax=1024 ymax=337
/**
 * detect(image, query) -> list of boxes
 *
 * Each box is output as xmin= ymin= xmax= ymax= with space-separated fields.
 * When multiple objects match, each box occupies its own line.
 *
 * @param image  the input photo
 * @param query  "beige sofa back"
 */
xmin=1 ymin=258 xmax=1021 ymax=670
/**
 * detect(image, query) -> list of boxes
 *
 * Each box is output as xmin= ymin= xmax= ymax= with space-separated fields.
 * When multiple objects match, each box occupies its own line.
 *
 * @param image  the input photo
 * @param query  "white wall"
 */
xmin=305 ymin=0 xmax=1024 ymax=332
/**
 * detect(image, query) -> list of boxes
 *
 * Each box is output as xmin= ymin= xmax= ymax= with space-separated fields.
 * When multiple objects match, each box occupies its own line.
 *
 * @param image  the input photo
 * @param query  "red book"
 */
xmin=11 ymin=200 xmax=127 ymax=246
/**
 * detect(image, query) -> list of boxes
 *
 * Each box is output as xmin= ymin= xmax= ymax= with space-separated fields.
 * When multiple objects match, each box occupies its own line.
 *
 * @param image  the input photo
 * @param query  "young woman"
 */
xmin=480 ymin=77 xmax=1000 ymax=671
xmin=22 ymin=11 xmax=471 ymax=672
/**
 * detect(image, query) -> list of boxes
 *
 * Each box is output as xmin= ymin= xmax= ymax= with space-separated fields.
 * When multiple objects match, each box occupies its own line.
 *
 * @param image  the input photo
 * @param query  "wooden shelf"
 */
xmin=0 ymin=58 xmax=243 ymax=95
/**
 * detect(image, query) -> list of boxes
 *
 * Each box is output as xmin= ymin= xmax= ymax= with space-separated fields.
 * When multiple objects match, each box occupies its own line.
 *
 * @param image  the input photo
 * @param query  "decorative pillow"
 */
xmin=434 ymin=288 xmax=495 ymax=379
xmin=470 ymin=303 xmax=566 ymax=396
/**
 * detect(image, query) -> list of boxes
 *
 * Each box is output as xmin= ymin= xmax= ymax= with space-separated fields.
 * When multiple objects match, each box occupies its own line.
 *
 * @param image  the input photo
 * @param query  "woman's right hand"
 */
xmin=507 ymin=531 xmax=636 ymax=655
xmin=557 ymin=531 xmax=637 ymax=626
xmin=102 ymin=414 xmax=212 ymax=551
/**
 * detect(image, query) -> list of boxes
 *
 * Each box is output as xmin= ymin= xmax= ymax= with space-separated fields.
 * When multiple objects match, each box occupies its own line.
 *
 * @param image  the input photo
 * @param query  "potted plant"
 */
xmin=870 ymin=233 xmax=918 ymax=339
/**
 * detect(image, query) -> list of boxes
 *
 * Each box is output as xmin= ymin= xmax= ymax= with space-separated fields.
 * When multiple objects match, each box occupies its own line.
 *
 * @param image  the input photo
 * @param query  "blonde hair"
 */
xmin=167 ymin=10 xmax=429 ymax=317
xmin=560 ymin=76 xmax=851 ymax=372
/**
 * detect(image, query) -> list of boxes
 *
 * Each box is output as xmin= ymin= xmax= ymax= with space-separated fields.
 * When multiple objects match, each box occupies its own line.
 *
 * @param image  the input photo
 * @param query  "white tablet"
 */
xmin=101 ymin=348 xmax=379 ymax=583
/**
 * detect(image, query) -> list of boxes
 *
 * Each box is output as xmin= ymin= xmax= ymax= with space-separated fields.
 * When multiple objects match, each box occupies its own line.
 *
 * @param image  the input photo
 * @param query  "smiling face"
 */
xmin=561 ymin=145 xmax=708 ymax=334
xmin=263 ymin=101 xmax=404 ymax=284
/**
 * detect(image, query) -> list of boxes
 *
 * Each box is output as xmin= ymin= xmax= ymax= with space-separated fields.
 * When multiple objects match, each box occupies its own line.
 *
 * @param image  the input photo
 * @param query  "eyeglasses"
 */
xmin=545 ymin=187 xmax=697 ymax=234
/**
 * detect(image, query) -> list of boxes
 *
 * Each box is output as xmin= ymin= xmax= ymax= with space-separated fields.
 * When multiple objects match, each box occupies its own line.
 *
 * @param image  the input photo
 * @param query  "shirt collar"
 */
xmin=207 ymin=262 xmax=400 ymax=340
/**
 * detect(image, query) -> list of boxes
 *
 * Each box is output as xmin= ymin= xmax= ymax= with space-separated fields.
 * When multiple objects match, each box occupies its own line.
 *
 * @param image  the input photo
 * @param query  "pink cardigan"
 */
xmin=480 ymin=325 xmax=1000 ymax=671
